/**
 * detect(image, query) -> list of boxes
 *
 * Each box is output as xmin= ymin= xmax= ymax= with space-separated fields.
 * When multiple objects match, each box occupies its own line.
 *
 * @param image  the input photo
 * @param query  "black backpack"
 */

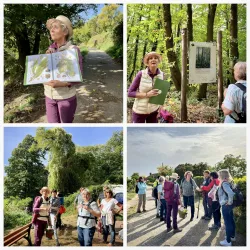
xmin=217 ymin=181 xmax=244 ymax=208
xmin=180 ymin=178 xmax=194 ymax=189
xmin=153 ymin=183 xmax=159 ymax=198
xmin=135 ymin=183 xmax=139 ymax=194
xmin=230 ymin=83 xmax=246 ymax=123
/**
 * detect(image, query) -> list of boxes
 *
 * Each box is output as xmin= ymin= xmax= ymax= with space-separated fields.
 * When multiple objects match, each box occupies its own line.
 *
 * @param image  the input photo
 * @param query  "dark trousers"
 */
xmin=183 ymin=195 xmax=195 ymax=218
xmin=102 ymin=216 xmax=115 ymax=244
xmin=222 ymin=204 xmax=235 ymax=243
xmin=166 ymin=203 xmax=178 ymax=229
xmin=212 ymin=201 xmax=221 ymax=227
xmin=77 ymin=226 xmax=95 ymax=246
xmin=132 ymin=110 xmax=158 ymax=123
xmin=34 ymin=219 xmax=47 ymax=246
xmin=56 ymin=213 xmax=62 ymax=229
xmin=203 ymin=193 xmax=212 ymax=218
xmin=160 ymin=199 xmax=167 ymax=220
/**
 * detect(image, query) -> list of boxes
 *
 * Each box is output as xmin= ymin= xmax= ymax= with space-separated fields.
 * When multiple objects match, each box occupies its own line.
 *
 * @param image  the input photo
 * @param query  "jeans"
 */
xmin=102 ymin=216 xmax=115 ymax=244
xmin=56 ymin=213 xmax=62 ymax=229
xmin=77 ymin=226 xmax=96 ymax=246
xmin=212 ymin=201 xmax=221 ymax=227
xmin=160 ymin=199 xmax=167 ymax=220
xmin=183 ymin=195 xmax=195 ymax=218
xmin=166 ymin=203 xmax=178 ymax=229
xmin=137 ymin=194 xmax=146 ymax=211
xmin=222 ymin=204 xmax=235 ymax=243
xmin=132 ymin=110 xmax=158 ymax=123
xmin=50 ymin=213 xmax=59 ymax=243
xmin=203 ymin=193 xmax=212 ymax=218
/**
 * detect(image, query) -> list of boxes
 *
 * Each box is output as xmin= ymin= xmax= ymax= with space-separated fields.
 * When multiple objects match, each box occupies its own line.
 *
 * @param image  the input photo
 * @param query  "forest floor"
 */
xmin=127 ymin=188 xmax=246 ymax=246
xmin=4 ymin=48 xmax=123 ymax=123
xmin=127 ymin=84 xmax=224 ymax=123
xmin=11 ymin=214 xmax=123 ymax=247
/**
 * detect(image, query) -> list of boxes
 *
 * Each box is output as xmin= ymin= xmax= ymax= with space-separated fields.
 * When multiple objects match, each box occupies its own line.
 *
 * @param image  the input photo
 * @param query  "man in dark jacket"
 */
xmin=201 ymin=170 xmax=212 ymax=220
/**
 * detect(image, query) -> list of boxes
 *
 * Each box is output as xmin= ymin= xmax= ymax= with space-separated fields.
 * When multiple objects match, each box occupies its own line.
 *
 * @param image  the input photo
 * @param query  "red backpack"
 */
xmin=164 ymin=181 xmax=179 ymax=204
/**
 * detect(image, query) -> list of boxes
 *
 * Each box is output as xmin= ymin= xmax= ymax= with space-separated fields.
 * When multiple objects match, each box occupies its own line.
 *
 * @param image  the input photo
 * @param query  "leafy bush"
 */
xmin=234 ymin=176 xmax=246 ymax=235
xmin=192 ymin=176 xmax=204 ymax=187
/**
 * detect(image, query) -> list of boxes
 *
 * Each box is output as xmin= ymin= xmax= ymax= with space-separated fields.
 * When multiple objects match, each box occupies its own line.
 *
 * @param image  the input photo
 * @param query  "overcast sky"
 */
xmin=127 ymin=127 xmax=246 ymax=177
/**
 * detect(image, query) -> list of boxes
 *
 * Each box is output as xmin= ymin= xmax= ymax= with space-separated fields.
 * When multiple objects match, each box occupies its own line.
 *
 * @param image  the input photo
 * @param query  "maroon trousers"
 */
xmin=34 ymin=220 xmax=47 ymax=246
xmin=132 ymin=110 xmax=158 ymax=123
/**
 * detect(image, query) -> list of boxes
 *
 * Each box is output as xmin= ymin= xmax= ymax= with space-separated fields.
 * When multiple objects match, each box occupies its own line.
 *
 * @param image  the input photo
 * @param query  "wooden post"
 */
xmin=217 ymin=31 xmax=223 ymax=114
xmin=181 ymin=28 xmax=188 ymax=122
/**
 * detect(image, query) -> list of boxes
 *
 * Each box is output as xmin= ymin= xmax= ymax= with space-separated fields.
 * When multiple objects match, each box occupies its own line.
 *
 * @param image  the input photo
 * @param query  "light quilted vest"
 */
xmin=133 ymin=68 xmax=164 ymax=114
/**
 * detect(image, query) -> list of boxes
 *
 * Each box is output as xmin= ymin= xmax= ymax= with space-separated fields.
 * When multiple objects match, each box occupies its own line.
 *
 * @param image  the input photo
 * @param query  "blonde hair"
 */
xmin=82 ymin=188 xmax=91 ymax=195
xmin=184 ymin=171 xmax=193 ymax=178
xmin=218 ymin=169 xmax=233 ymax=183
xmin=159 ymin=176 xmax=165 ymax=183
xmin=165 ymin=176 xmax=170 ymax=181
xmin=49 ymin=20 xmax=69 ymax=41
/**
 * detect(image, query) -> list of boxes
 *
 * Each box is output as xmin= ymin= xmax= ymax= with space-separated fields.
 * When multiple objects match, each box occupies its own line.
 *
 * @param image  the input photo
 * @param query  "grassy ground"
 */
xmin=127 ymin=192 xmax=136 ymax=201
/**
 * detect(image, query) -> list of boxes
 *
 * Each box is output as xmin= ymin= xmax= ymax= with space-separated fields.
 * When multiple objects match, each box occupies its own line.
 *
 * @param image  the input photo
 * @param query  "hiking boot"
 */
xmin=143 ymin=209 xmax=147 ymax=212
xmin=137 ymin=210 xmax=141 ymax=213
xmin=205 ymin=216 xmax=212 ymax=220
xmin=220 ymin=239 xmax=232 ymax=246
xmin=208 ymin=224 xmax=220 ymax=230
xmin=190 ymin=217 xmax=194 ymax=222
xmin=56 ymin=242 xmax=60 ymax=246
xmin=108 ymin=243 xmax=114 ymax=246
xmin=225 ymin=236 xmax=236 ymax=242
xmin=166 ymin=226 xmax=173 ymax=232
xmin=173 ymin=228 xmax=182 ymax=233
xmin=156 ymin=214 xmax=160 ymax=218
xmin=160 ymin=217 xmax=164 ymax=222
xmin=201 ymin=216 xmax=206 ymax=219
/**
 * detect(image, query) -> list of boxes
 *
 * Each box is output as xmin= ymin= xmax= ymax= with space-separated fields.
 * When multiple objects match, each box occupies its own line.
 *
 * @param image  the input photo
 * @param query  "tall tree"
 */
xmin=198 ymin=4 xmax=217 ymax=100
xmin=187 ymin=4 xmax=193 ymax=43
xmin=163 ymin=4 xmax=181 ymax=91
xmin=230 ymin=4 xmax=239 ymax=82
xmin=4 ymin=135 xmax=47 ymax=198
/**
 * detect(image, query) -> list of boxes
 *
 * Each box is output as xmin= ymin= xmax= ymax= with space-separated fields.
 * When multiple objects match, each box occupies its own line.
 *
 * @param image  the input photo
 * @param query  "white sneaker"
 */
xmin=225 ymin=236 xmax=236 ymax=242
xmin=220 ymin=239 xmax=232 ymax=246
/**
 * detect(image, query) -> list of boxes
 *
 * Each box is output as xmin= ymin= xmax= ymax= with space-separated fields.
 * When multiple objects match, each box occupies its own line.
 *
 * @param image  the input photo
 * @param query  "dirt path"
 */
xmin=33 ymin=48 xmax=123 ymax=123
xmin=127 ymin=188 xmax=246 ymax=246
xmin=13 ymin=214 xmax=123 ymax=246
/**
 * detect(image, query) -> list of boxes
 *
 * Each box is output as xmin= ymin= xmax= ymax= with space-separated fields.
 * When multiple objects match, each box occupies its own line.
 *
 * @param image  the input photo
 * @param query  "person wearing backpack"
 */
xmin=222 ymin=61 xmax=247 ymax=123
xmin=56 ymin=191 xmax=64 ymax=230
xmin=164 ymin=173 xmax=183 ymax=233
xmin=74 ymin=187 xmax=85 ymax=208
xmin=153 ymin=176 xmax=160 ymax=217
xmin=180 ymin=171 xmax=201 ymax=222
xmin=137 ymin=177 xmax=147 ymax=213
xmin=204 ymin=172 xmax=221 ymax=231
xmin=157 ymin=176 xmax=167 ymax=222
xmin=33 ymin=187 xmax=51 ymax=246
xmin=217 ymin=169 xmax=235 ymax=246
xmin=201 ymin=170 xmax=212 ymax=220
xmin=101 ymin=189 xmax=123 ymax=246
xmin=77 ymin=188 xmax=101 ymax=246
xmin=49 ymin=189 xmax=61 ymax=246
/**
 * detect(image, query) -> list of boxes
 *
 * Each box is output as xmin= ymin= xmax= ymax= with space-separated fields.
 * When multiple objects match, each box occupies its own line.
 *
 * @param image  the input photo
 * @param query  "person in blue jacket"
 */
xmin=137 ymin=177 xmax=147 ymax=213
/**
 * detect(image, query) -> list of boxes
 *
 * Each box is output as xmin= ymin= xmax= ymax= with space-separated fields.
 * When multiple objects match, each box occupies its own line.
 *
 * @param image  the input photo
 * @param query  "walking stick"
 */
xmin=197 ymin=192 xmax=200 ymax=219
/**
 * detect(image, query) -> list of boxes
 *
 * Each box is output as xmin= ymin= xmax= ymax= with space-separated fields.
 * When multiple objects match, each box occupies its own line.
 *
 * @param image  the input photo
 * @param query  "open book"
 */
xmin=149 ymin=78 xmax=170 ymax=105
xmin=23 ymin=48 xmax=83 ymax=85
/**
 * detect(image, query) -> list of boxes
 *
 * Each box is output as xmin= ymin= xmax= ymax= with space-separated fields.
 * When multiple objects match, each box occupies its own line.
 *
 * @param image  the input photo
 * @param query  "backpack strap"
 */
xmin=235 ymin=83 xmax=246 ymax=93
xmin=174 ymin=183 xmax=177 ymax=195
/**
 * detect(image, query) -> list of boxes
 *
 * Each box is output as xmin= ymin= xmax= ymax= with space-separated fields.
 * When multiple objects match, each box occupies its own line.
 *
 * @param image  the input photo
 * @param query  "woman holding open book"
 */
xmin=44 ymin=15 xmax=83 ymax=123
xmin=128 ymin=52 xmax=163 ymax=123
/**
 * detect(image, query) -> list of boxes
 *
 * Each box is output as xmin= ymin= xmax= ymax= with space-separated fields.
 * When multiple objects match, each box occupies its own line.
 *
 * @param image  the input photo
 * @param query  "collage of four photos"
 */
xmin=2 ymin=1 xmax=247 ymax=248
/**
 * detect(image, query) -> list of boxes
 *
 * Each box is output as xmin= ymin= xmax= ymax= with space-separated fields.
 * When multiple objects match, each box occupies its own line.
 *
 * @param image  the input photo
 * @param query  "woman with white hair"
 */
xmin=33 ymin=187 xmax=51 ymax=246
xmin=217 ymin=169 xmax=235 ymax=246
xmin=77 ymin=189 xmax=101 ymax=246
xmin=222 ymin=61 xmax=247 ymax=123
xmin=128 ymin=52 xmax=166 ymax=123
xmin=158 ymin=176 xmax=167 ymax=222
xmin=44 ymin=15 xmax=83 ymax=123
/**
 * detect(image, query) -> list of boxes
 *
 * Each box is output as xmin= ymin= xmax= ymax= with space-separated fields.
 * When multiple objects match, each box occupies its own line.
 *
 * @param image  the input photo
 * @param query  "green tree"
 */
xmin=157 ymin=164 xmax=173 ymax=176
xmin=4 ymin=135 xmax=47 ymax=198
xmin=214 ymin=154 xmax=246 ymax=178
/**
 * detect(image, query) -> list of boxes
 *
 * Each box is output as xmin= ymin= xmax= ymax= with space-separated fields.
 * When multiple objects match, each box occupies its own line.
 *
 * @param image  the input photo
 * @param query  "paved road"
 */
xmin=127 ymin=188 xmax=246 ymax=246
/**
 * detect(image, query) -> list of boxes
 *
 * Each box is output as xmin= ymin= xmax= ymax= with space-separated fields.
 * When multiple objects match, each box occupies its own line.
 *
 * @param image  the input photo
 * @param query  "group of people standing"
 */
xmin=32 ymin=188 xmax=64 ymax=246
xmin=75 ymin=186 xmax=123 ymax=246
xmin=136 ymin=169 xmax=237 ymax=246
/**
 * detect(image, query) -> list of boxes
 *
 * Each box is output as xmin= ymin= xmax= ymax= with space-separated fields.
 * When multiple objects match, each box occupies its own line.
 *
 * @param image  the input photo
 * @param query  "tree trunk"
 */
xmin=128 ymin=9 xmax=143 ymax=82
xmin=151 ymin=6 xmax=162 ymax=52
xmin=226 ymin=7 xmax=231 ymax=86
xmin=14 ymin=27 xmax=31 ymax=71
xmin=230 ymin=4 xmax=239 ymax=82
xmin=198 ymin=4 xmax=217 ymax=100
xmin=187 ymin=4 xmax=193 ymax=43
xmin=176 ymin=4 xmax=183 ymax=38
xmin=163 ymin=4 xmax=181 ymax=91
xmin=33 ymin=30 xmax=41 ymax=55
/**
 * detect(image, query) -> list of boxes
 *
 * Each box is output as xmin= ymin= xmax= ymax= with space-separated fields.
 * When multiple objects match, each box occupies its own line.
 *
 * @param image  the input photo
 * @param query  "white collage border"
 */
xmin=0 ymin=0 xmax=249 ymax=249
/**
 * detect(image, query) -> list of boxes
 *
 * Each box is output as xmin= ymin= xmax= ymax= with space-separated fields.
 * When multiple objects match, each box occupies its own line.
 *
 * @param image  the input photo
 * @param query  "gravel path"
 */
xmin=127 ymin=188 xmax=246 ymax=246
